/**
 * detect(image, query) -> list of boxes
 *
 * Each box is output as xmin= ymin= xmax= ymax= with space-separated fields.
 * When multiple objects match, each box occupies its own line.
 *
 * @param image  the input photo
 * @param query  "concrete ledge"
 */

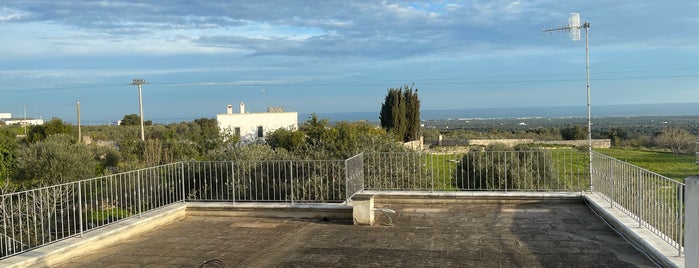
xmin=362 ymin=190 xmax=584 ymax=204
xmin=0 ymin=203 xmax=187 ymax=268
xmin=186 ymin=202 xmax=353 ymax=221
xmin=584 ymin=193 xmax=683 ymax=268
xmin=350 ymin=191 xmax=584 ymax=226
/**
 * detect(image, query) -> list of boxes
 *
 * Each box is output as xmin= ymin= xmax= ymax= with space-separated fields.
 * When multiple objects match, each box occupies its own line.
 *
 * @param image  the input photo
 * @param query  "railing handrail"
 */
xmin=590 ymin=150 xmax=685 ymax=255
xmin=592 ymin=151 xmax=685 ymax=186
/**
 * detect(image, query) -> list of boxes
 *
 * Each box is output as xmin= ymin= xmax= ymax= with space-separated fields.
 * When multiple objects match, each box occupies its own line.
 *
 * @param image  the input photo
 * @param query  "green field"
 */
xmin=595 ymin=148 xmax=698 ymax=181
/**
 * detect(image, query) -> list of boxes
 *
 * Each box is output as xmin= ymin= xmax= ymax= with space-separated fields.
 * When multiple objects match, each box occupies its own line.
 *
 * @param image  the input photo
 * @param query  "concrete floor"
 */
xmin=55 ymin=202 xmax=656 ymax=267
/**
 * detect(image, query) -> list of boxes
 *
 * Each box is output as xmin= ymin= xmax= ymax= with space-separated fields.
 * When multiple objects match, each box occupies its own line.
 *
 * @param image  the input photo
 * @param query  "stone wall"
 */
xmin=467 ymin=139 xmax=533 ymax=147
xmin=466 ymin=138 xmax=611 ymax=149
xmin=537 ymin=139 xmax=611 ymax=148
xmin=403 ymin=136 xmax=424 ymax=150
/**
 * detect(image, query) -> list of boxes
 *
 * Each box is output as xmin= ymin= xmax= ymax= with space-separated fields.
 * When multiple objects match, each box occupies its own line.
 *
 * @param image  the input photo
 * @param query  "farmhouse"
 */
xmin=216 ymin=102 xmax=297 ymax=141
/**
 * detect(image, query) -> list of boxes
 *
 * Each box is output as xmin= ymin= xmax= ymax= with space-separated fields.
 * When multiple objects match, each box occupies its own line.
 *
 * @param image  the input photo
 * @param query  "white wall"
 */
xmin=216 ymin=112 xmax=298 ymax=141
xmin=2 ymin=118 xmax=44 ymax=125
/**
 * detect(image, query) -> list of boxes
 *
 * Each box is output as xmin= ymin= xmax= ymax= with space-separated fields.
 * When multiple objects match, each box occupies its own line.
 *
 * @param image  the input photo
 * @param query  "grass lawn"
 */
xmin=595 ymin=148 xmax=698 ymax=181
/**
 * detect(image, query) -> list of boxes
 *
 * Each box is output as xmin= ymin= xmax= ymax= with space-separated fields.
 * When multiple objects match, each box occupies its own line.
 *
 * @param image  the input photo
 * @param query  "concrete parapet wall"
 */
xmin=186 ymin=202 xmax=352 ymax=221
xmin=584 ymin=193 xmax=683 ymax=268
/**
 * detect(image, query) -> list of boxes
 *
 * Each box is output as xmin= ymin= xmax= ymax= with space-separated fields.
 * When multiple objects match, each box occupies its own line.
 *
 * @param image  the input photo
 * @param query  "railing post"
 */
xmin=685 ymin=176 xmax=699 ymax=265
xmin=137 ymin=170 xmax=142 ymax=218
xmin=430 ymin=153 xmax=435 ymax=192
xmin=344 ymin=157 xmax=350 ymax=202
xmin=231 ymin=161 xmax=236 ymax=204
xmin=180 ymin=162 xmax=186 ymax=203
xmin=77 ymin=182 xmax=83 ymax=237
xmin=290 ymin=162 xmax=295 ymax=205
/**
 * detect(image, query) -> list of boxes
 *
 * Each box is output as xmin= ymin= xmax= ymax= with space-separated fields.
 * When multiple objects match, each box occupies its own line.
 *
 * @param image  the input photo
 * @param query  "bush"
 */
xmin=16 ymin=134 xmax=97 ymax=186
xmin=455 ymin=144 xmax=555 ymax=190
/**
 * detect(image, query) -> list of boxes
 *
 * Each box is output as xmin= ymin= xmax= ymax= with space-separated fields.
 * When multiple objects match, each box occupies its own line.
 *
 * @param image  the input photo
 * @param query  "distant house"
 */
xmin=0 ymin=113 xmax=44 ymax=126
xmin=216 ymin=102 xmax=298 ymax=141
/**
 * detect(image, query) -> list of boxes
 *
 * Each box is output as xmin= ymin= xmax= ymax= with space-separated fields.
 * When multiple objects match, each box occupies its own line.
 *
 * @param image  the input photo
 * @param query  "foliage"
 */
xmin=120 ymin=114 xmax=152 ymax=126
xmin=455 ymin=143 xmax=555 ymax=190
xmin=380 ymin=84 xmax=420 ymax=142
xmin=560 ymin=125 xmax=587 ymax=140
xmin=266 ymin=128 xmax=305 ymax=152
xmin=299 ymin=113 xmax=329 ymax=146
xmin=652 ymin=127 xmax=696 ymax=154
xmin=27 ymin=117 xmax=74 ymax=143
xmin=15 ymin=134 xmax=97 ymax=186
xmin=404 ymin=84 xmax=421 ymax=142
xmin=0 ymin=128 xmax=19 ymax=181
xmin=193 ymin=118 xmax=222 ymax=153
xmin=599 ymin=127 xmax=628 ymax=146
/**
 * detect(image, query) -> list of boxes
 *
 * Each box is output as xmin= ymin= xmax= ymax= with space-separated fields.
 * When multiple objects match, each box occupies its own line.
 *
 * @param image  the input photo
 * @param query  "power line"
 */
xmin=0 ymin=67 xmax=697 ymax=93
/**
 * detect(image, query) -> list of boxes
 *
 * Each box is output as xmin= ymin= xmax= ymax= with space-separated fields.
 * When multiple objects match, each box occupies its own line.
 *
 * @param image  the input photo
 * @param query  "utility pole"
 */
xmin=543 ymin=13 xmax=592 ymax=183
xmin=77 ymin=101 xmax=82 ymax=142
xmin=130 ymin=78 xmax=147 ymax=141
xmin=23 ymin=105 xmax=27 ymax=136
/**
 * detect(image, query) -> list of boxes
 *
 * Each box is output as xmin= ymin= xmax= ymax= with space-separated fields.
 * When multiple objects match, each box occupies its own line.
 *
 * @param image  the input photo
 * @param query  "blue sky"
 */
xmin=1 ymin=1 xmax=698 ymax=123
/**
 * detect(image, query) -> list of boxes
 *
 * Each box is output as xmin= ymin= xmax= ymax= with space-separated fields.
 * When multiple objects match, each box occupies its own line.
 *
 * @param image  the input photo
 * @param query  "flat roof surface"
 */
xmin=56 ymin=202 xmax=656 ymax=267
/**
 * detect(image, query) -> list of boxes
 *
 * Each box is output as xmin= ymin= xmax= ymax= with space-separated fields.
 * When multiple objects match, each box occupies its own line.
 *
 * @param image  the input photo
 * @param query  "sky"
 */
xmin=1 ymin=0 xmax=698 ymax=124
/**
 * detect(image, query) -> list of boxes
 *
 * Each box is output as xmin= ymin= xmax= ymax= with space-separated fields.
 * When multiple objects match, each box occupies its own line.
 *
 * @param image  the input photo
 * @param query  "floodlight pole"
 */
xmin=130 ymin=78 xmax=147 ymax=141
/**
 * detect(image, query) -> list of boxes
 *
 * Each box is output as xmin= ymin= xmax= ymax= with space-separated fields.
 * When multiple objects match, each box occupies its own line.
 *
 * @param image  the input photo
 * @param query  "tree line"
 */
xmin=0 ymin=113 xmax=412 ymax=191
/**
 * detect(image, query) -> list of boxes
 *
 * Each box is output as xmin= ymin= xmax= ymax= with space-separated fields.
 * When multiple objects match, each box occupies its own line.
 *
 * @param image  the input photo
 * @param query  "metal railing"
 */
xmin=0 ymin=162 xmax=183 ymax=258
xmin=364 ymin=150 xmax=589 ymax=192
xmin=182 ymin=160 xmax=347 ymax=203
xmin=591 ymin=151 xmax=685 ymax=254
xmin=0 ymin=159 xmax=349 ymax=259
xmin=0 ymin=150 xmax=687 ymax=259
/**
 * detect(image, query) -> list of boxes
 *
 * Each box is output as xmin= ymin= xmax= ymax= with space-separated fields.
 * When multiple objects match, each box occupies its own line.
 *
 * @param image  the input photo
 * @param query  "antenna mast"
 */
xmin=543 ymin=13 xmax=592 ymax=184
xmin=261 ymin=88 xmax=270 ymax=107
xmin=130 ymin=78 xmax=147 ymax=141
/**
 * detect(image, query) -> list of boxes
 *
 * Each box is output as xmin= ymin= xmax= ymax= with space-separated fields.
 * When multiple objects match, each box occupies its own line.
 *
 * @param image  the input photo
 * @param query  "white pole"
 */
xmin=23 ymin=105 xmax=27 ymax=136
xmin=585 ymin=22 xmax=592 ymax=182
xmin=138 ymin=83 xmax=145 ymax=141
xmin=77 ymin=101 xmax=82 ymax=142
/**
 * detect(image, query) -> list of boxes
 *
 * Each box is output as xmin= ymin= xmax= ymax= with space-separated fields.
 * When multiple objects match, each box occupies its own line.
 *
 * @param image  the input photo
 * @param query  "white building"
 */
xmin=216 ymin=102 xmax=298 ymax=141
xmin=0 ymin=113 xmax=44 ymax=126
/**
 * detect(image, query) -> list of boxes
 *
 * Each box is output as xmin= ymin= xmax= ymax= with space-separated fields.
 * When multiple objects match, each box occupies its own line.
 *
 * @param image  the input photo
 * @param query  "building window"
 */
xmin=257 ymin=126 xmax=264 ymax=138
xmin=234 ymin=127 xmax=241 ymax=137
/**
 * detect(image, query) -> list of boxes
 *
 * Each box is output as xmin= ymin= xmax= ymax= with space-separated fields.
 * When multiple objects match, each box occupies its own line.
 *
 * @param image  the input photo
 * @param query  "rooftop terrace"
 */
xmin=54 ymin=200 xmax=655 ymax=267
xmin=0 ymin=151 xmax=694 ymax=267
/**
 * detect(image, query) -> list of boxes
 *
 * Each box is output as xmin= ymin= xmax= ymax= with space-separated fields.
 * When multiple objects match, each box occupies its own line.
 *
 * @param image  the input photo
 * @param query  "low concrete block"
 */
xmin=352 ymin=193 xmax=374 ymax=225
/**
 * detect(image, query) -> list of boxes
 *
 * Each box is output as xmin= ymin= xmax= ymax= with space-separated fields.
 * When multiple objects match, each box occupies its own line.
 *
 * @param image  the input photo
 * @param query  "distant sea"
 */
xmin=306 ymin=103 xmax=699 ymax=122
xmin=143 ymin=102 xmax=698 ymax=125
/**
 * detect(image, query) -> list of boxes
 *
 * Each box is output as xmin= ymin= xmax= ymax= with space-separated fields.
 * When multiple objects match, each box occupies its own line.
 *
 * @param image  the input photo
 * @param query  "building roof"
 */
xmin=53 ymin=200 xmax=655 ymax=267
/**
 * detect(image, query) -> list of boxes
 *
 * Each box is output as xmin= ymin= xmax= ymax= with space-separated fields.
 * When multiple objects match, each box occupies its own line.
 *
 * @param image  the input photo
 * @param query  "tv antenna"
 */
xmin=261 ymin=88 xmax=270 ymax=107
xmin=543 ymin=13 xmax=592 ymax=181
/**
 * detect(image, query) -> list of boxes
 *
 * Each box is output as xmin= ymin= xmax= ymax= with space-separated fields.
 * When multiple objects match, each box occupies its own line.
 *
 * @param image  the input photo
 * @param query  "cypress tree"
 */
xmin=380 ymin=84 xmax=420 ymax=142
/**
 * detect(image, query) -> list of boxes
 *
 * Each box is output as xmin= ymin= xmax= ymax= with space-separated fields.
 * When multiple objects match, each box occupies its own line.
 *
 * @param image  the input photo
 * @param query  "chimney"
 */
xmin=240 ymin=102 xmax=245 ymax=114
xmin=226 ymin=104 xmax=233 ymax=114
